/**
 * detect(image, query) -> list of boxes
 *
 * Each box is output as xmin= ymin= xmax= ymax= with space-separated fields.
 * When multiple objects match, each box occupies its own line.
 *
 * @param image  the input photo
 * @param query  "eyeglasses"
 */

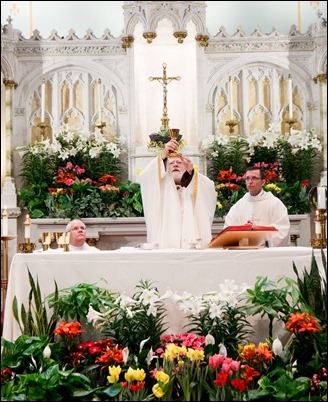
xmin=245 ymin=176 xmax=262 ymax=182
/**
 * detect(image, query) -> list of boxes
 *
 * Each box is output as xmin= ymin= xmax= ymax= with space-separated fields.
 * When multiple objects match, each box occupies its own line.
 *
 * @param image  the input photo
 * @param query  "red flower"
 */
xmin=129 ymin=381 xmax=145 ymax=392
xmin=214 ymin=371 xmax=229 ymax=387
xmin=241 ymin=364 xmax=261 ymax=384
xmin=230 ymin=377 xmax=248 ymax=392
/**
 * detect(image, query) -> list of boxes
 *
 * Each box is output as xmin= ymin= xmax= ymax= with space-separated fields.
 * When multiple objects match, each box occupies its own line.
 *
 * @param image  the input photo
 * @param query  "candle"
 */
xmin=288 ymin=74 xmax=293 ymax=119
xmin=315 ymin=211 xmax=321 ymax=235
xmin=229 ymin=76 xmax=233 ymax=119
xmin=24 ymin=214 xmax=31 ymax=240
xmin=2 ymin=207 xmax=9 ymax=236
xmin=98 ymin=79 xmax=102 ymax=122
xmin=41 ymin=79 xmax=46 ymax=123
xmin=317 ymin=186 xmax=326 ymax=209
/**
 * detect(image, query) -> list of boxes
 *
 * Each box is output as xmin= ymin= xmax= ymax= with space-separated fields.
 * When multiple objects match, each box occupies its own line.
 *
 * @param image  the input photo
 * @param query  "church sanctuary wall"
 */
xmin=1 ymin=1 xmax=327 ymax=260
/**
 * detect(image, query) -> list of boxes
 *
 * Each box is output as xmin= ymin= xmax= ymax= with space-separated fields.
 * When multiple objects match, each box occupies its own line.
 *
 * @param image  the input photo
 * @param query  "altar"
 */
xmin=29 ymin=214 xmax=310 ymax=250
xmin=2 ymin=246 xmax=324 ymax=344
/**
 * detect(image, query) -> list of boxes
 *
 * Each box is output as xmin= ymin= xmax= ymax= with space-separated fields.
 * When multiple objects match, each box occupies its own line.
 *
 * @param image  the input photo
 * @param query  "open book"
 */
xmin=207 ymin=224 xmax=278 ymax=249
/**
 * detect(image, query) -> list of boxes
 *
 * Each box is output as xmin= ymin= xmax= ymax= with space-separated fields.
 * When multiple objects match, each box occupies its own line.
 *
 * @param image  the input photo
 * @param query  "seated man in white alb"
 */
xmin=139 ymin=138 xmax=217 ymax=249
xmin=65 ymin=219 xmax=100 ymax=251
xmin=224 ymin=166 xmax=290 ymax=247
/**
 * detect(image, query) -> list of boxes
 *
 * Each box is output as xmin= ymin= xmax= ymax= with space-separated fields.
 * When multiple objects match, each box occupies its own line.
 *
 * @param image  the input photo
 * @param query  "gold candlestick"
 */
xmin=37 ymin=121 xmax=48 ymax=141
xmin=285 ymin=117 xmax=297 ymax=133
xmin=309 ymin=185 xmax=327 ymax=248
xmin=225 ymin=119 xmax=238 ymax=134
xmin=95 ymin=121 xmax=106 ymax=134
xmin=311 ymin=209 xmax=327 ymax=248
xmin=1 ymin=235 xmax=16 ymax=307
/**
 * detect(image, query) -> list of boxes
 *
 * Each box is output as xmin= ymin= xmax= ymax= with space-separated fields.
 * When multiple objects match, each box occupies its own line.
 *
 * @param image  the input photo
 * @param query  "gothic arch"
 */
xmin=1 ymin=55 xmax=14 ymax=80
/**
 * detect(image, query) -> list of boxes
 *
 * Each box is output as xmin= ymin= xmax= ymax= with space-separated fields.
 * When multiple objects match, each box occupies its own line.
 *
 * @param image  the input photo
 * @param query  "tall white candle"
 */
xmin=315 ymin=210 xmax=321 ymax=235
xmin=25 ymin=214 xmax=31 ymax=240
xmin=317 ymin=186 xmax=326 ymax=209
xmin=229 ymin=76 xmax=233 ymax=119
xmin=288 ymin=74 xmax=293 ymax=119
xmin=98 ymin=79 xmax=102 ymax=122
xmin=2 ymin=207 xmax=9 ymax=236
xmin=41 ymin=79 xmax=46 ymax=123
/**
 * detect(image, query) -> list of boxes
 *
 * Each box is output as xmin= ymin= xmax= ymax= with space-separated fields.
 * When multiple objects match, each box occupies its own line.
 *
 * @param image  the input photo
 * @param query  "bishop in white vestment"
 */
xmin=140 ymin=140 xmax=217 ymax=249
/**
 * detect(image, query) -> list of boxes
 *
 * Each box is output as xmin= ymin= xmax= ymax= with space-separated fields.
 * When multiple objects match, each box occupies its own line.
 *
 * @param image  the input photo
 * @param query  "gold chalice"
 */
xmin=169 ymin=128 xmax=182 ymax=157
xmin=169 ymin=128 xmax=180 ymax=140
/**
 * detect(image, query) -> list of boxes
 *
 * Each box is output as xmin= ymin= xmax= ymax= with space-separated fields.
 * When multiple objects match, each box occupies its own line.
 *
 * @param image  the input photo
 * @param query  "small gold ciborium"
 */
xmin=39 ymin=232 xmax=53 ymax=251
xmin=55 ymin=232 xmax=70 ymax=251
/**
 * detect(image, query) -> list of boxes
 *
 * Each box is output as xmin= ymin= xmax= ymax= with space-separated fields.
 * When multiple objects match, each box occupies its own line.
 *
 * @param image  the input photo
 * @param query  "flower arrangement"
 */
xmin=17 ymin=124 xmax=143 ymax=219
xmin=2 ymin=252 xmax=326 ymax=401
xmin=201 ymin=125 xmax=322 ymax=217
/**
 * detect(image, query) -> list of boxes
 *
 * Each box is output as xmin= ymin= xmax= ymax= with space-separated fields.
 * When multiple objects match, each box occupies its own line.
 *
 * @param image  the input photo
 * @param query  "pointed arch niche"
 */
xmin=28 ymin=71 xmax=119 ymax=143
xmin=213 ymin=66 xmax=305 ymax=136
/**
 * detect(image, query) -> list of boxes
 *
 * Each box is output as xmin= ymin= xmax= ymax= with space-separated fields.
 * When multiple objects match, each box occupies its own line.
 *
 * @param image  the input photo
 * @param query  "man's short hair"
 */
xmin=245 ymin=166 xmax=266 ymax=179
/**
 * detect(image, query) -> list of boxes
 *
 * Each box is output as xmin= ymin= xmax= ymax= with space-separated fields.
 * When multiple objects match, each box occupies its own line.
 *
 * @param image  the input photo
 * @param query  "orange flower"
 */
xmin=286 ymin=312 xmax=322 ymax=334
xmin=54 ymin=321 xmax=85 ymax=339
xmin=98 ymin=173 xmax=118 ymax=185
xmin=95 ymin=345 xmax=124 ymax=365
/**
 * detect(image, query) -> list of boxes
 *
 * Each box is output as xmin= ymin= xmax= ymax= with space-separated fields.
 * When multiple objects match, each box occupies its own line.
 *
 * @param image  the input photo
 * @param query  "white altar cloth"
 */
xmin=2 ymin=247 xmax=323 ymax=343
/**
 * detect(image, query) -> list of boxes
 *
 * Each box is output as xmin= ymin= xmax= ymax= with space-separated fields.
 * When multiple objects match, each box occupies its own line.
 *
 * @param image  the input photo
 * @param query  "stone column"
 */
xmin=313 ymin=73 xmax=327 ymax=185
xmin=1 ymin=79 xmax=19 ymax=272
xmin=2 ymin=79 xmax=17 ymax=179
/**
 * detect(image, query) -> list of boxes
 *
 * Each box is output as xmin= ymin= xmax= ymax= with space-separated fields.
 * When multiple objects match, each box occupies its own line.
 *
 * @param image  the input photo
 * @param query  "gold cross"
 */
xmin=149 ymin=63 xmax=181 ymax=131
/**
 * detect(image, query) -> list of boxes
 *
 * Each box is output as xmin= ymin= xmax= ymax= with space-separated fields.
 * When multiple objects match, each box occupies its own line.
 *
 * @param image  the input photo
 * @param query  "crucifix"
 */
xmin=149 ymin=62 xmax=181 ymax=131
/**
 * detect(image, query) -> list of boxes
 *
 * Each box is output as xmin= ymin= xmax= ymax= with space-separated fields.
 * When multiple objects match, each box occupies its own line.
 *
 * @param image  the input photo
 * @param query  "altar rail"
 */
xmin=30 ymin=215 xmax=310 ymax=249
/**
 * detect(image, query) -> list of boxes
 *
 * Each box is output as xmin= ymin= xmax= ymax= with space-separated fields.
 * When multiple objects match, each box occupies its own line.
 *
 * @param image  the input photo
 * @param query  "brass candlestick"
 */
xmin=225 ymin=119 xmax=238 ymax=134
xmin=37 ymin=121 xmax=48 ymax=141
xmin=285 ymin=117 xmax=297 ymax=133
xmin=309 ymin=185 xmax=327 ymax=248
xmin=95 ymin=121 xmax=106 ymax=134
xmin=1 ymin=235 xmax=16 ymax=307
xmin=311 ymin=209 xmax=327 ymax=249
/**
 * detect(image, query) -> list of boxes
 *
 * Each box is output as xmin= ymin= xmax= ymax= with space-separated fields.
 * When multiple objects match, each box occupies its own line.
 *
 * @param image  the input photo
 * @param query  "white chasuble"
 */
xmin=140 ymin=155 xmax=217 ymax=249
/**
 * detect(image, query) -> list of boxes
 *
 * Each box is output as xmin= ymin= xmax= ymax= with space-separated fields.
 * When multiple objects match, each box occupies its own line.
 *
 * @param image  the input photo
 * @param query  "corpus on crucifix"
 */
xmin=149 ymin=62 xmax=181 ymax=132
